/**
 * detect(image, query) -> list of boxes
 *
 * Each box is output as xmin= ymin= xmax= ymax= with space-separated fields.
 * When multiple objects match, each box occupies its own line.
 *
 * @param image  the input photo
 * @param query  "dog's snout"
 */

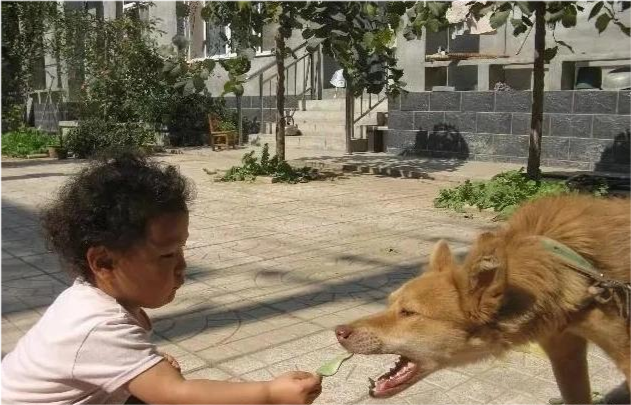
xmin=335 ymin=324 xmax=353 ymax=341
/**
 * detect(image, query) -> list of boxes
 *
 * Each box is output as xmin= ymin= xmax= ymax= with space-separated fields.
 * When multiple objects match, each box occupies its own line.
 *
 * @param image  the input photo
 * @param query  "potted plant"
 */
xmin=48 ymin=130 xmax=68 ymax=159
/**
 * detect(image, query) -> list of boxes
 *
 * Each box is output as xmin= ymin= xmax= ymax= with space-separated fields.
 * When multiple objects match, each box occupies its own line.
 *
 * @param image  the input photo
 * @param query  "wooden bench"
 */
xmin=208 ymin=114 xmax=237 ymax=151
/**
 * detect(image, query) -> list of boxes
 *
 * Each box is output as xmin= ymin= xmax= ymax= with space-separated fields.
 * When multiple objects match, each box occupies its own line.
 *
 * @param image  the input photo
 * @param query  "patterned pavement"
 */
xmin=1 ymin=149 xmax=625 ymax=404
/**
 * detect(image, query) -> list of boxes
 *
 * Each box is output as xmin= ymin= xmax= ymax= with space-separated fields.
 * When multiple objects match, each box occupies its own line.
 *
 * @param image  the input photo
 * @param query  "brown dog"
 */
xmin=335 ymin=194 xmax=630 ymax=403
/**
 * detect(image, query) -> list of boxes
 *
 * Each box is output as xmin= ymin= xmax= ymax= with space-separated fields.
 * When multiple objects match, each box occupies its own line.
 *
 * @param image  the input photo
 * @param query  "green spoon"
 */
xmin=316 ymin=353 xmax=354 ymax=377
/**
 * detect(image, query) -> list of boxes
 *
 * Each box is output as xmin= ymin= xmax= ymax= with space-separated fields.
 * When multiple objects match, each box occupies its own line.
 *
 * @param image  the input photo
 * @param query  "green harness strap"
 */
xmin=538 ymin=237 xmax=604 ymax=280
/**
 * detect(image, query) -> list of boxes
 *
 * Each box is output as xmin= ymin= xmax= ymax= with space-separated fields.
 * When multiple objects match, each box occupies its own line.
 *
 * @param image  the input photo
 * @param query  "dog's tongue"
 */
xmin=371 ymin=357 xmax=420 ymax=397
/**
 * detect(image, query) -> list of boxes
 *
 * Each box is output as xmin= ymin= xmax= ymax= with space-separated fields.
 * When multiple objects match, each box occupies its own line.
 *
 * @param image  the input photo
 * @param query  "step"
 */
xmin=305 ymin=97 xmax=388 ymax=112
xmin=251 ymin=134 xmax=347 ymax=151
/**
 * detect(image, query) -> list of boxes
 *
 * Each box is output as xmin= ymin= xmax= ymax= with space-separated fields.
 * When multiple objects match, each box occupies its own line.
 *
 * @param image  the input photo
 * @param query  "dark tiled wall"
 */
xmin=388 ymin=91 xmax=630 ymax=172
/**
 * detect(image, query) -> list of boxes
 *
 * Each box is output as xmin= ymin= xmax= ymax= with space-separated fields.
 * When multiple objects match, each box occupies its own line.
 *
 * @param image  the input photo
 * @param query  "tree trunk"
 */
xmin=527 ymin=2 xmax=546 ymax=180
xmin=275 ymin=31 xmax=286 ymax=161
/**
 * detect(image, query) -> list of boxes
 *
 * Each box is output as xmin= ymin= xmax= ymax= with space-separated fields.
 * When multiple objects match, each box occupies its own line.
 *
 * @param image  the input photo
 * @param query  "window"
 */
xmin=205 ymin=21 xmax=231 ymax=57
xmin=200 ymin=2 xmax=268 ymax=60
xmin=122 ymin=1 xmax=149 ymax=21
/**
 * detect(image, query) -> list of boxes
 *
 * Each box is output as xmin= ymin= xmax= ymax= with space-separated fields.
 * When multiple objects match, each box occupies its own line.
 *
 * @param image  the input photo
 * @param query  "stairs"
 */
xmin=253 ymin=96 xmax=387 ymax=152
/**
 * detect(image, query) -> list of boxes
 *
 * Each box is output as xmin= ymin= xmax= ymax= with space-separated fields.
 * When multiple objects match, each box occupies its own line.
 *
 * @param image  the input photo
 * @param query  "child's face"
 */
xmin=109 ymin=211 xmax=189 ymax=309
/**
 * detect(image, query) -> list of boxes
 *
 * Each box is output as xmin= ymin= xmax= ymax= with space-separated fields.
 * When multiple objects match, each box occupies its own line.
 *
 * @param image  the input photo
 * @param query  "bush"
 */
xmin=66 ymin=119 xmax=155 ymax=158
xmin=217 ymin=143 xmax=316 ymax=184
xmin=434 ymin=169 xmax=580 ymax=218
xmin=1 ymin=127 xmax=54 ymax=157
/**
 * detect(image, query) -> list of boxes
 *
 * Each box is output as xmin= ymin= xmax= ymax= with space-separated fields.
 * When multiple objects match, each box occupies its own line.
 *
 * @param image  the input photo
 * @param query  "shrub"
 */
xmin=1 ymin=127 xmax=54 ymax=157
xmin=66 ymin=119 xmax=155 ymax=158
xmin=434 ymin=169 xmax=585 ymax=218
xmin=217 ymin=143 xmax=316 ymax=184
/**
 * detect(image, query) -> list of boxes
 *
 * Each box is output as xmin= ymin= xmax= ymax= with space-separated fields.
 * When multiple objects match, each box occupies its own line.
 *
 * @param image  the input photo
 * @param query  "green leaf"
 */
xmin=162 ymin=60 xmax=175 ymax=73
xmin=614 ymin=21 xmax=631 ymax=36
xmin=427 ymin=1 xmax=448 ymax=17
xmin=169 ymin=64 xmax=182 ymax=77
xmin=544 ymin=46 xmax=558 ymax=62
xmin=588 ymin=1 xmax=604 ymax=20
xmin=366 ymin=3 xmax=377 ymax=17
xmin=363 ymin=31 xmax=374 ymax=47
xmin=510 ymin=17 xmax=529 ymax=35
xmin=331 ymin=12 xmax=346 ymax=22
xmin=521 ymin=15 xmax=533 ymax=26
xmin=490 ymin=10 xmax=510 ymax=29
xmin=193 ymin=75 xmax=205 ymax=91
xmin=561 ymin=7 xmax=577 ymax=28
xmin=202 ymin=59 xmax=216 ymax=72
xmin=595 ymin=13 xmax=611 ymax=33
xmin=426 ymin=18 xmax=442 ymax=33
xmin=183 ymin=80 xmax=196 ymax=96
xmin=232 ymin=83 xmax=244 ymax=96
xmin=237 ymin=47 xmax=255 ymax=60
xmin=200 ymin=5 xmax=212 ymax=21
xmin=545 ymin=9 xmax=565 ymax=24
xmin=200 ymin=69 xmax=209 ymax=80
xmin=516 ymin=2 xmax=533 ymax=16
xmin=331 ymin=29 xmax=349 ymax=37
xmin=302 ymin=28 xmax=314 ymax=39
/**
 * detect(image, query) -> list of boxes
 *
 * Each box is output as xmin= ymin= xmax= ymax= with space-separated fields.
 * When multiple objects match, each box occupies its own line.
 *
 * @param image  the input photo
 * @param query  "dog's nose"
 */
xmin=335 ymin=324 xmax=353 ymax=341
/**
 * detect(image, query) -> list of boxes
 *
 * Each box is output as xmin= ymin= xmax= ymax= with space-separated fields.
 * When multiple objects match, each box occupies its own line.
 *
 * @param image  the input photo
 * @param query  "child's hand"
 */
xmin=267 ymin=371 xmax=322 ymax=404
xmin=159 ymin=352 xmax=181 ymax=372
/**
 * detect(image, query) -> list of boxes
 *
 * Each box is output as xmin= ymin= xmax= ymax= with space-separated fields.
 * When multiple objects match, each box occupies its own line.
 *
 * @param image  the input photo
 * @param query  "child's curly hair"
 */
xmin=41 ymin=149 xmax=195 ymax=281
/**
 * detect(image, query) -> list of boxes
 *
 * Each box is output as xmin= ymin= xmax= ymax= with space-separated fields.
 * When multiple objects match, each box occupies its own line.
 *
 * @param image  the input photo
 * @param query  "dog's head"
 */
xmin=336 ymin=234 xmax=512 ymax=398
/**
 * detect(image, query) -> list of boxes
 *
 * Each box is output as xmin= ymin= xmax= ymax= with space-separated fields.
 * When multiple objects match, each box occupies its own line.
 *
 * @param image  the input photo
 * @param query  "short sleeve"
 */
xmin=72 ymin=315 xmax=163 ymax=393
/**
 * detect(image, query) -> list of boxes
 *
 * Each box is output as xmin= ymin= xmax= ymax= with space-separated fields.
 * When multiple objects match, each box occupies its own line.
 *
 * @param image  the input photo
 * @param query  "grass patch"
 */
xmin=2 ymin=128 xmax=54 ymax=157
xmin=434 ymin=169 xmax=608 ymax=218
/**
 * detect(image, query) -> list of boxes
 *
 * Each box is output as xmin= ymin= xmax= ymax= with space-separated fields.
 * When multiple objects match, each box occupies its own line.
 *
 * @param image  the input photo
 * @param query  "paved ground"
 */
xmin=1 ymin=147 xmax=625 ymax=404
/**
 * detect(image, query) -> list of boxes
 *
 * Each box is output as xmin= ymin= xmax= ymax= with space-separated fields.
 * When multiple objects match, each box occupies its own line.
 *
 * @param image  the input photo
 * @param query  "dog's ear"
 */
xmin=429 ymin=240 xmax=453 ymax=273
xmin=454 ymin=233 xmax=507 ymax=323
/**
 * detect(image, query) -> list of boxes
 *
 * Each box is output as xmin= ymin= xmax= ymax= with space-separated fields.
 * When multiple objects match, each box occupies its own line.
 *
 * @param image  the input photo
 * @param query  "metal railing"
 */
xmin=240 ymin=40 xmax=323 ymax=136
xmin=344 ymin=89 xmax=388 ymax=152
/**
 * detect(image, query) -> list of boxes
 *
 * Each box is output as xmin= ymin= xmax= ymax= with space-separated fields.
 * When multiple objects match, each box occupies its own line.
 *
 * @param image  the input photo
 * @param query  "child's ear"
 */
xmin=86 ymin=246 xmax=115 ymax=280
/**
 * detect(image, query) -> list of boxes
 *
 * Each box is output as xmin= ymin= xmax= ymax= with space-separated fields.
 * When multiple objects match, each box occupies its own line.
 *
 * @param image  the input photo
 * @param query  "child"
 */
xmin=1 ymin=150 xmax=322 ymax=404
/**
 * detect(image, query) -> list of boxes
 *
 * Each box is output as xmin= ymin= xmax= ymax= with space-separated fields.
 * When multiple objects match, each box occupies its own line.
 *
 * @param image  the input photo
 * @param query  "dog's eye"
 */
xmin=400 ymin=309 xmax=417 ymax=317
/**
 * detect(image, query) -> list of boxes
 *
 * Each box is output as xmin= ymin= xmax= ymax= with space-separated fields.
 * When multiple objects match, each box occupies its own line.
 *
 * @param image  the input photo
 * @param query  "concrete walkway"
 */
xmin=1 ymin=147 xmax=625 ymax=404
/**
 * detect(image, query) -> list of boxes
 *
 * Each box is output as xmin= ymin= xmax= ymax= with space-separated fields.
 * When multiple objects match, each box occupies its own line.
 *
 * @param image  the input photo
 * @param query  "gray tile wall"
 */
xmin=388 ymin=90 xmax=630 ymax=172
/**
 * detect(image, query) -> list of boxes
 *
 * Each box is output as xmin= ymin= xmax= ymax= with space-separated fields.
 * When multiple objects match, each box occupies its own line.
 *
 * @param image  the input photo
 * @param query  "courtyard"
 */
xmin=1 ymin=149 xmax=625 ymax=404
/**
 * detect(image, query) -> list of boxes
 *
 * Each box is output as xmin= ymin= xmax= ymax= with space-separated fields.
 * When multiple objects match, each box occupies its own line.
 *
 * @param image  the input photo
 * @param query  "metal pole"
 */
xmin=236 ymin=94 xmax=243 ymax=145
xmin=317 ymin=45 xmax=323 ymax=100
xmin=345 ymin=87 xmax=354 ymax=154
xmin=310 ymin=51 xmax=315 ymax=101
xmin=258 ymin=75 xmax=264 ymax=133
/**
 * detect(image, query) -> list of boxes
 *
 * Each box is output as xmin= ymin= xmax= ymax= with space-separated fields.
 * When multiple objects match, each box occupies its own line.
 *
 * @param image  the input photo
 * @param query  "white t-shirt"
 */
xmin=2 ymin=279 xmax=164 ymax=404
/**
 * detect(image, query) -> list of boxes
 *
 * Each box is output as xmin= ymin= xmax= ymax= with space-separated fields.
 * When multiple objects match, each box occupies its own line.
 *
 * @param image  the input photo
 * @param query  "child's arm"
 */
xmin=127 ymin=360 xmax=322 ymax=404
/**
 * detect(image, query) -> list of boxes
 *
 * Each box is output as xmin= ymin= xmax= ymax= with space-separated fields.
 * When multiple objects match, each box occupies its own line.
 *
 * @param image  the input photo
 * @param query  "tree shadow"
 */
xmin=595 ymin=130 xmax=631 ymax=174
xmin=402 ymin=123 xmax=470 ymax=160
xmin=1 ymin=158 xmax=81 ymax=169
xmin=289 ymin=123 xmax=471 ymax=180
xmin=2 ymin=173 xmax=72 ymax=182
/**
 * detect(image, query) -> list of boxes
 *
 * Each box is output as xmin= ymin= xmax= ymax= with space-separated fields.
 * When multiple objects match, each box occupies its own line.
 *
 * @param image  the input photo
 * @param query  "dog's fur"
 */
xmin=336 ymin=195 xmax=630 ymax=403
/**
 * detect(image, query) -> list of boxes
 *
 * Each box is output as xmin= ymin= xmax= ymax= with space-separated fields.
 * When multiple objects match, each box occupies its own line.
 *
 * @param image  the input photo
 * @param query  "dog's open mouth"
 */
xmin=369 ymin=356 xmax=424 ymax=398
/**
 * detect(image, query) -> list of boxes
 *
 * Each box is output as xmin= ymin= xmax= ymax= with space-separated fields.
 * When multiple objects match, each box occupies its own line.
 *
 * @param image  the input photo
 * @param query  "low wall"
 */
xmin=387 ymin=90 xmax=630 ymax=172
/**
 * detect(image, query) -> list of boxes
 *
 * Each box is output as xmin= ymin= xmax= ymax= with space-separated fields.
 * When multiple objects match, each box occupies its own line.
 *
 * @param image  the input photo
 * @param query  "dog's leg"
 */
xmin=540 ymin=332 xmax=592 ymax=404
